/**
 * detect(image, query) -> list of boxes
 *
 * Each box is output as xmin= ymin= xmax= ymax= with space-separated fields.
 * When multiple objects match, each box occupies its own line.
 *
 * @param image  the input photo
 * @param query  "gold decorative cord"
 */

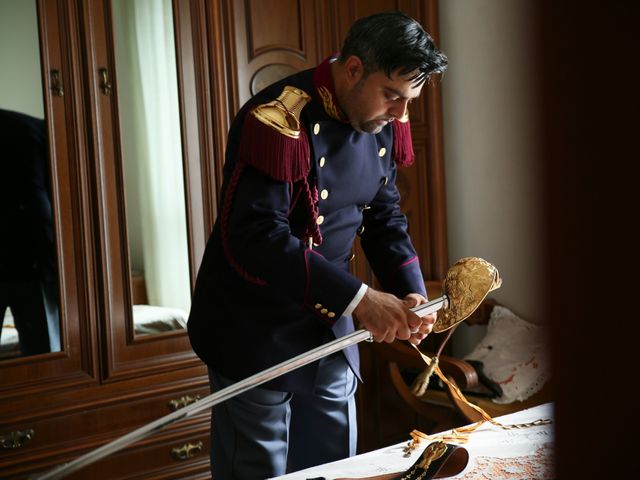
xmin=403 ymin=344 xmax=552 ymax=455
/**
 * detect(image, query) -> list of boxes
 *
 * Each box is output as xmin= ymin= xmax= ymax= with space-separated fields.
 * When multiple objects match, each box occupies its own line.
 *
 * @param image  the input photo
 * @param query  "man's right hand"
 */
xmin=352 ymin=288 xmax=422 ymax=343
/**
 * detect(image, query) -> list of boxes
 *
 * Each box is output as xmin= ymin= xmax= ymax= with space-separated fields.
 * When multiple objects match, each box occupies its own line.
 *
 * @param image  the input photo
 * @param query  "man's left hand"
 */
xmin=403 ymin=293 xmax=436 ymax=345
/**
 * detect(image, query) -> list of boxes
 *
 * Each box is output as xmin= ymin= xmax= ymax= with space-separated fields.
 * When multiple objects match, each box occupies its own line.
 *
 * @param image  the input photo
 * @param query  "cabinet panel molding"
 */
xmin=247 ymin=0 xmax=306 ymax=58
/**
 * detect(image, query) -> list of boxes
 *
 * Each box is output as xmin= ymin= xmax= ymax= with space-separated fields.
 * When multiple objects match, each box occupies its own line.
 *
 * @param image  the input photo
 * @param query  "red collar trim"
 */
xmin=313 ymin=55 xmax=348 ymax=122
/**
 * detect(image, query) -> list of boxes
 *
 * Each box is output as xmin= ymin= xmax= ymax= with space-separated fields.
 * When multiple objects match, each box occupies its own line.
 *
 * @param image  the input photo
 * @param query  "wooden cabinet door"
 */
xmin=0 ymin=0 xmax=97 ymax=405
xmin=75 ymin=0 xmax=209 ymax=381
xmin=0 ymin=0 xmax=218 ymax=393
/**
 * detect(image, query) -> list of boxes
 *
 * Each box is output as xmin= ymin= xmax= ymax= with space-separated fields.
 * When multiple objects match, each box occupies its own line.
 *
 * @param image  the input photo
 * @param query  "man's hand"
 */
xmin=403 ymin=293 xmax=436 ymax=345
xmin=353 ymin=288 xmax=423 ymax=343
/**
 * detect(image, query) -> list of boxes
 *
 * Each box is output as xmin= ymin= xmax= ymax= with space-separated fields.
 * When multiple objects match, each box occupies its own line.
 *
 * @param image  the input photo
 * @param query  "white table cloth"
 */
xmin=272 ymin=402 xmax=554 ymax=480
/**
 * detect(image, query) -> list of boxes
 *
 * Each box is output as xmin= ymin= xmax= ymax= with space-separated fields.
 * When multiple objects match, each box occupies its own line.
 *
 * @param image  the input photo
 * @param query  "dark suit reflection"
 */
xmin=0 ymin=108 xmax=60 ymax=356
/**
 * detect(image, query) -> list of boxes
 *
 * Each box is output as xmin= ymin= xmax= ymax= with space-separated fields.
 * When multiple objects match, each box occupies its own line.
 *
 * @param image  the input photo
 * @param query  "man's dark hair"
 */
xmin=339 ymin=11 xmax=448 ymax=85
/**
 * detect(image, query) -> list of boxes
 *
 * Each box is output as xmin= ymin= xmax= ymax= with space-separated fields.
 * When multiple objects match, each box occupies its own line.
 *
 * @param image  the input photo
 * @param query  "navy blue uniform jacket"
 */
xmin=187 ymin=66 xmax=427 ymax=392
xmin=0 ymin=109 xmax=54 ymax=283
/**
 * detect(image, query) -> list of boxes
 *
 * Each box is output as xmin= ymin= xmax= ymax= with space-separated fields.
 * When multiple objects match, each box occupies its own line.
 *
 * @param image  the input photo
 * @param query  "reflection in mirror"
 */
xmin=0 ymin=0 xmax=61 ymax=359
xmin=112 ymin=0 xmax=191 ymax=336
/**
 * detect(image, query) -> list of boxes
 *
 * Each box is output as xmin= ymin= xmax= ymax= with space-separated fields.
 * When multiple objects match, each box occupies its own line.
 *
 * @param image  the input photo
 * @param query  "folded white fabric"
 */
xmin=464 ymin=305 xmax=550 ymax=404
xmin=133 ymin=304 xmax=188 ymax=334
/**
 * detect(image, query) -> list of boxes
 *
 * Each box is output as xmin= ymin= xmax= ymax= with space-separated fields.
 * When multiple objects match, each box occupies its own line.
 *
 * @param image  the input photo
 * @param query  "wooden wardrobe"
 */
xmin=0 ymin=1 xmax=446 ymax=478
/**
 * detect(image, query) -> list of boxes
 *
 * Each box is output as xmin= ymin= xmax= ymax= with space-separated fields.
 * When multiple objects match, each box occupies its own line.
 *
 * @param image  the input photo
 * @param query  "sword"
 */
xmin=34 ymin=296 xmax=447 ymax=480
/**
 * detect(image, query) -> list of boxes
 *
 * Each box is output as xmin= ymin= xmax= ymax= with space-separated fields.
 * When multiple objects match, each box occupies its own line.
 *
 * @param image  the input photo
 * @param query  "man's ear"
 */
xmin=343 ymin=55 xmax=364 ymax=85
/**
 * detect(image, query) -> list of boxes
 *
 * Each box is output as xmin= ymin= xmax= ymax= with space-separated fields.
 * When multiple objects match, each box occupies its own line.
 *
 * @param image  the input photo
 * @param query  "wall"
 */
xmin=0 ymin=0 xmax=43 ymax=117
xmin=439 ymin=1 xmax=544 ymax=355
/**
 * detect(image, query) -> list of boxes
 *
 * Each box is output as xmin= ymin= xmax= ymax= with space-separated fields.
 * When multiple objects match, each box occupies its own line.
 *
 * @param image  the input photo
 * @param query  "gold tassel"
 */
xmin=410 ymin=355 xmax=438 ymax=397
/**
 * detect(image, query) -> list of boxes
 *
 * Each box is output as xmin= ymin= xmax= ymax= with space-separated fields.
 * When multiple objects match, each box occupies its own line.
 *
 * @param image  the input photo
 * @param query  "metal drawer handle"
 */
xmin=167 ymin=394 xmax=202 ymax=411
xmin=50 ymin=69 xmax=64 ymax=97
xmin=171 ymin=441 xmax=203 ymax=460
xmin=99 ymin=67 xmax=112 ymax=95
xmin=1 ymin=429 xmax=35 ymax=449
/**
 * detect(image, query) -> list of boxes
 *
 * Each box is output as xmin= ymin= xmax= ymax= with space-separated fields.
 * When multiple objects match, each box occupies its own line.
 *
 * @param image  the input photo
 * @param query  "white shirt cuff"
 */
xmin=343 ymin=283 xmax=368 ymax=317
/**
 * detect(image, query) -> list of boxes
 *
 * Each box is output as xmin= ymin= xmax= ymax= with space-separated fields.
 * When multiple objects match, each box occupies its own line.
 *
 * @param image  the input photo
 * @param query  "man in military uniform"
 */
xmin=187 ymin=11 xmax=448 ymax=479
xmin=0 ymin=108 xmax=59 ymax=356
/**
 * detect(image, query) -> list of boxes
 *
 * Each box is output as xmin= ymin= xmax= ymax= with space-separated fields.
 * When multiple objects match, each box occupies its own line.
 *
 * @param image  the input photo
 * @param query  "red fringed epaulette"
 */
xmin=237 ymin=86 xmax=312 ymax=182
xmin=222 ymin=85 xmax=322 ymax=286
xmin=392 ymin=114 xmax=415 ymax=167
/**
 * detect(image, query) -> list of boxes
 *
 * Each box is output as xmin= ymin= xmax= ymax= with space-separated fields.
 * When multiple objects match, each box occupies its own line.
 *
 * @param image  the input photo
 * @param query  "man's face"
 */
xmin=340 ymin=62 xmax=424 ymax=134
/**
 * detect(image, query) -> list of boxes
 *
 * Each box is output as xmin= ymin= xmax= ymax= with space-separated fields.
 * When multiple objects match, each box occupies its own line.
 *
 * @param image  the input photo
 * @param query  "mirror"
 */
xmin=111 ymin=0 xmax=191 ymax=337
xmin=0 ymin=0 xmax=62 ymax=359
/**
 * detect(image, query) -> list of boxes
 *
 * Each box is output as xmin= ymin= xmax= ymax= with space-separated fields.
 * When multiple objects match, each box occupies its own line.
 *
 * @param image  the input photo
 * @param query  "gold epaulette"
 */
xmin=238 ymin=85 xmax=312 ymax=183
xmin=251 ymin=86 xmax=311 ymax=139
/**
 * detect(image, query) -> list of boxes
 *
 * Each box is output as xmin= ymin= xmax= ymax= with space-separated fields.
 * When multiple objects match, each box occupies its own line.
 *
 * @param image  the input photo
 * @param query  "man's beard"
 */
xmin=356 ymin=118 xmax=389 ymax=134
xmin=344 ymin=78 xmax=391 ymax=134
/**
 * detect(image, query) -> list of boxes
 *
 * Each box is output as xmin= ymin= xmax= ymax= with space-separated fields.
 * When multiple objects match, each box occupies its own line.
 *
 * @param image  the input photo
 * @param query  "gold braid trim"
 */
xmin=317 ymin=85 xmax=342 ymax=121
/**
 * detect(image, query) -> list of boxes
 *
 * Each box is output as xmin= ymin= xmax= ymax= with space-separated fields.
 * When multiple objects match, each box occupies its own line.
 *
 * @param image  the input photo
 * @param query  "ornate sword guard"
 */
xmin=433 ymin=257 xmax=502 ymax=333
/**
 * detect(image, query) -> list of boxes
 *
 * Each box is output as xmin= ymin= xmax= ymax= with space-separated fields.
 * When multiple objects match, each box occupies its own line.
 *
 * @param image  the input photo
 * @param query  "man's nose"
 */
xmin=388 ymin=99 xmax=409 ymax=120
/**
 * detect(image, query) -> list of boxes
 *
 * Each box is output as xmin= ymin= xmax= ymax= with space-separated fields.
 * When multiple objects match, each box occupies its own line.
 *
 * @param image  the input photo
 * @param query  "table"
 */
xmin=271 ymin=402 xmax=554 ymax=480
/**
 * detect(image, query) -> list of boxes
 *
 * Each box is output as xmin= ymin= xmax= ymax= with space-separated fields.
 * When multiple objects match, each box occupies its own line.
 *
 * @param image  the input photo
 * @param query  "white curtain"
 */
xmin=112 ymin=0 xmax=190 ymax=314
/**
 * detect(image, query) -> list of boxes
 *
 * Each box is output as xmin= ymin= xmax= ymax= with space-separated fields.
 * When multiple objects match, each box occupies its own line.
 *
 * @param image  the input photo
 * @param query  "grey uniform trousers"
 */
xmin=208 ymin=351 xmax=357 ymax=479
